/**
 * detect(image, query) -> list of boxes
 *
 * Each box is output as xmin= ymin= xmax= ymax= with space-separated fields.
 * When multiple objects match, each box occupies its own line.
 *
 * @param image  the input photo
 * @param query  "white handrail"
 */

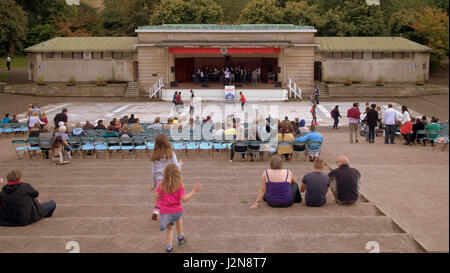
xmin=288 ymin=78 xmax=302 ymax=99
xmin=149 ymin=78 xmax=164 ymax=99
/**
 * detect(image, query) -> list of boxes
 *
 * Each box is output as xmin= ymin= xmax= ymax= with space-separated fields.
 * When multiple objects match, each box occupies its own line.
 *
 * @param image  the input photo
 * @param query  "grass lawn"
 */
xmin=9 ymin=56 xmax=28 ymax=68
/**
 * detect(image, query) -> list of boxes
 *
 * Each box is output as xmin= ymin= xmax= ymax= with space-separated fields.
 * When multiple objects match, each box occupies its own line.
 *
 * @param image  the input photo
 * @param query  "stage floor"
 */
xmin=172 ymin=81 xmax=282 ymax=90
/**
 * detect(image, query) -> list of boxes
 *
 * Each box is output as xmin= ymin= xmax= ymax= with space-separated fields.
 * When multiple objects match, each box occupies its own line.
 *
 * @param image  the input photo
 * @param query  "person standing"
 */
xmin=347 ymin=103 xmax=361 ymax=144
xmin=239 ymin=91 xmax=246 ymax=111
xmin=313 ymin=86 xmax=320 ymax=104
xmin=365 ymin=104 xmax=379 ymax=144
xmin=189 ymin=92 xmax=195 ymax=116
xmin=53 ymin=108 xmax=68 ymax=130
xmin=310 ymin=103 xmax=318 ymax=125
xmin=383 ymin=104 xmax=399 ymax=144
xmin=251 ymin=69 xmax=258 ymax=87
xmin=6 ymin=56 xmax=11 ymax=71
xmin=331 ymin=105 xmax=341 ymax=129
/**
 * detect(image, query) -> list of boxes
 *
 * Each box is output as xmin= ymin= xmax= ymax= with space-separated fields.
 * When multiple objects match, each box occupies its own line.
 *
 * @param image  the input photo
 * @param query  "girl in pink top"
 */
xmin=155 ymin=164 xmax=201 ymax=253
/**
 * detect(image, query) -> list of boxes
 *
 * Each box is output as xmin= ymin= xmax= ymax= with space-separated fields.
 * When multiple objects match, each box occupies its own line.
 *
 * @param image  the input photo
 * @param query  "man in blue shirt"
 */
xmin=295 ymin=124 xmax=323 ymax=162
xmin=2 ymin=113 xmax=11 ymax=124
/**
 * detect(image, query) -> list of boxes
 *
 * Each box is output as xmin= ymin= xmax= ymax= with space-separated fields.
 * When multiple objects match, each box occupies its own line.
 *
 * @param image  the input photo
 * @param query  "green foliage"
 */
xmin=0 ymin=0 xmax=28 ymax=54
xmin=26 ymin=24 xmax=57 ymax=47
xmin=388 ymin=9 xmax=417 ymax=38
xmin=151 ymin=0 xmax=223 ymax=25
xmin=214 ymin=0 xmax=250 ymax=24
xmin=409 ymin=7 xmax=449 ymax=72
xmin=283 ymin=1 xmax=322 ymax=26
xmin=239 ymin=0 xmax=284 ymax=24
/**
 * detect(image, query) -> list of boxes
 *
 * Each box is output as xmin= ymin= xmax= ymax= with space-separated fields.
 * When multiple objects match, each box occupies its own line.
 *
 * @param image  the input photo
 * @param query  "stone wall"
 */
xmin=328 ymin=84 xmax=449 ymax=97
xmin=4 ymin=83 xmax=126 ymax=97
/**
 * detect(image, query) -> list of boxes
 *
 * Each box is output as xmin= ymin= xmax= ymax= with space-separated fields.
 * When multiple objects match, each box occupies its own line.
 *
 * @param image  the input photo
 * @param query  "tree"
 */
xmin=316 ymin=9 xmax=355 ymax=37
xmin=409 ymin=7 xmax=449 ymax=71
xmin=120 ymin=0 xmax=160 ymax=35
xmin=53 ymin=2 xmax=100 ymax=37
xmin=214 ymin=0 xmax=250 ymax=24
xmin=98 ymin=0 xmax=126 ymax=36
xmin=238 ymin=0 xmax=284 ymax=24
xmin=336 ymin=0 xmax=388 ymax=36
xmin=283 ymin=1 xmax=322 ymax=26
xmin=0 ymin=0 xmax=28 ymax=54
xmin=388 ymin=9 xmax=417 ymax=37
xmin=26 ymin=24 xmax=57 ymax=47
xmin=151 ymin=0 xmax=223 ymax=25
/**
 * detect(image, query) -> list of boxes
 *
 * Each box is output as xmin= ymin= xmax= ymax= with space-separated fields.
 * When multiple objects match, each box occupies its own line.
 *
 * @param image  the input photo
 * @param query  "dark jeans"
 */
xmin=314 ymin=95 xmax=319 ymax=104
xmin=333 ymin=118 xmax=339 ymax=129
xmin=241 ymin=102 xmax=245 ymax=111
xmin=385 ymin=124 xmax=396 ymax=144
xmin=263 ymin=183 xmax=302 ymax=208
xmin=230 ymin=143 xmax=246 ymax=161
xmin=41 ymin=200 xmax=56 ymax=217
xmin=7 ymin=61 xmax=10 ymax=71
xmin=368 ymin=125 xmax=376 ymax=142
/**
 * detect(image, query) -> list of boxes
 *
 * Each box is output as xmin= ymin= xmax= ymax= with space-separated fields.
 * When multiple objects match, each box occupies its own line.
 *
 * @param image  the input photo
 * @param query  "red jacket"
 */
xmin=347 ymin=107 xmax=361 ymax=119
xmin=240 ymin=94 xmax=246 ymax=103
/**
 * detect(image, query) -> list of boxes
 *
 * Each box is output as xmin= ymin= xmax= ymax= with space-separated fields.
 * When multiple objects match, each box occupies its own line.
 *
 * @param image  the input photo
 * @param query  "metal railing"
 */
xmin=288 ymin=78 xmax=302 ymax=100
xmin=149 ymin=78 xmax=164 ymax=99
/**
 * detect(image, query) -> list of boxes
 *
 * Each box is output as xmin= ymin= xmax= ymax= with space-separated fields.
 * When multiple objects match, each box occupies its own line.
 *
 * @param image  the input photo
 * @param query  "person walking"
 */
xmin=331 ymin=105 xmax=342 ymax=129
xmin=383 ymin=104 xmax=399 ymax=144
xmin=251 ymin=69 xmax=258 ymax=87
xmin=347 ymin=103 xmax=361 ymax=144
xmin=6 ymin=56 xmax=11 ymax=71
xmin=239 ymin=92 xmax=246 ymax=111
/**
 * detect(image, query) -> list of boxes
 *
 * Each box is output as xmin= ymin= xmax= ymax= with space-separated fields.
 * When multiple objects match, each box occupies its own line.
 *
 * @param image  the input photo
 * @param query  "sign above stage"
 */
xmin=169 ymin=47 xmax=281 ymax=55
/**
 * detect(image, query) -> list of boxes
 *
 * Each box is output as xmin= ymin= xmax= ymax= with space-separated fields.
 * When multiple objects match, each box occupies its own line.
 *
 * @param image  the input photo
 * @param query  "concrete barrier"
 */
xmin=0 ymin=82 xmax=6 ymax=93
xmin=4 ymin=83 xmax=126 ymax=97
xmin=328 ymin=84 xmax=449 ymax=98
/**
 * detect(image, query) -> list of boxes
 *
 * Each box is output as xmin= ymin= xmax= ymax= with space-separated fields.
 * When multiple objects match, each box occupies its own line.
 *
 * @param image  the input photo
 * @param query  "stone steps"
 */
xmin=0 ymin=233 xmax=423 ymax=253
xmin=124 ymin=82 xmax=140 ymax=97
xmin=0 ymin=155 xmax=424 ymax=252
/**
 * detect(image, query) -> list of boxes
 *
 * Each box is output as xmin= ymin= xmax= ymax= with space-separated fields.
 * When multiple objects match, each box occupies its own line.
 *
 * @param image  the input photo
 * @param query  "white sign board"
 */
xmin=224 ymin=85 xmax=235 ymax=102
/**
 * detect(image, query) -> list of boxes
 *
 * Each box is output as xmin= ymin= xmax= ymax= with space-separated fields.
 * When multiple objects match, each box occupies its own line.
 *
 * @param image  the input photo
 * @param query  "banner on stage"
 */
xmin=224 ymin=85 xmax=235 ymax=102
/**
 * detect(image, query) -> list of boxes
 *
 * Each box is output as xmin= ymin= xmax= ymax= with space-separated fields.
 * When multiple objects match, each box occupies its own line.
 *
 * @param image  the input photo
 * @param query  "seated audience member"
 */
xmin=109 ymin=120 xmax=119 ymax=132
xmin=128 ymin=114 xmax=137 ymax=124
xmin=147 ymin=117 xmax=163 ymax=131
xmin=328 ymin=156 xmax=361 ymax=205
xmin=40 ymin=112 xmax=48 ymax=126
xmin=421 ymin=116 xmax=428 ymax=126
xmin=277 ymin=123 xmax=294 ymax=160
xmin=29 ymin=122 xmax=42 ymax=138
xmin=54 ymin=126 xmax=69 ymax=143
xmin=212 ymin=122 xmax=224 ymax=140
xmin=31 ymin=103 xmax=41 ymax=117
xmin=2 ymin=113 xmax=11 ymax=124
xmin=411 ymin=117 xmax=426 ymax=145
xmin=250 ymin=155 xmax=302 ymax=209
xmin=10 ymin=114 xmax=19 ymax=124
xmin=118 ymin=124 xmax=133 ymax=138
xmin=130 ymin=119 xmax=144 ymax=133
xmin=301 ymin=158 xmax=330 ymax=207
xmin=425 ymin=117 xmax=440 ymax=146
xmin=51 ymin=136 xmax=70 ymax=165
xmin=295 ymin=124 xmax=323 ymax=162
xmin=105 ymin=125 xmax=118 ymax=137
xmin=162 ymin=118 xmax=173 ymax=130
xmin=292 ymin=117 xmax=301 ymax=136
xmin=194 ymin=116 xmax=202 ymax=126
xmin=83 ymin=120 xmax=95 ymax=130
xmin=119 ymin=115 xmax=129 ymax=126
xmin=112 ymin=118 xmax=121 ymax=131
xmin=29 ymin=111 xmax=45 ymax=129
xmin=95 ymin=120 xmax=106 ymax=130
xmin=203 ymin=115 xmax=212 ymax=123
xmin=0 ymin=170 xmax=56 ymax=226
xmin=39 ymin=126 xmax=53 ymax=159
xmin=299 ymin=119 xmax=309 ymax=134
xmin=72 ymin=123 xmax=87 ymax=137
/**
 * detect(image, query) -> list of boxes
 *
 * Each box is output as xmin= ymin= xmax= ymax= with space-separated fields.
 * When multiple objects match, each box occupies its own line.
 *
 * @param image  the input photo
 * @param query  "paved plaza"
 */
xmin=16 ymin=101 xmax=423 ymax=127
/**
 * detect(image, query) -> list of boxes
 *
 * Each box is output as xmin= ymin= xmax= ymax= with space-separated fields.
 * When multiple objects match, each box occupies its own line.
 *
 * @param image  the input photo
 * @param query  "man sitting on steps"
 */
xmin=327 ymin=156 xmax=361 ymax=205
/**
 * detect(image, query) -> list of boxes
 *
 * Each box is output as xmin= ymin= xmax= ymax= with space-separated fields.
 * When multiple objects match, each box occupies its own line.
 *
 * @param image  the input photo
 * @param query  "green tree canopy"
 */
xmin=239 ymin=0 xmax=284 ymax=24
xmin=283 ymin=1 xmax=322 ymax=26
xmin=151 ymin=0 xmax=223 ymax=25
xmin=0 ymin=0 xmax=28 ymax=54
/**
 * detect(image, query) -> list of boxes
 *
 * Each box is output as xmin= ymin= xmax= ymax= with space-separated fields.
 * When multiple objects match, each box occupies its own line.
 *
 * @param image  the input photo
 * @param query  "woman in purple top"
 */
xmin=250 ymin=155 xmax=302 ymax=209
